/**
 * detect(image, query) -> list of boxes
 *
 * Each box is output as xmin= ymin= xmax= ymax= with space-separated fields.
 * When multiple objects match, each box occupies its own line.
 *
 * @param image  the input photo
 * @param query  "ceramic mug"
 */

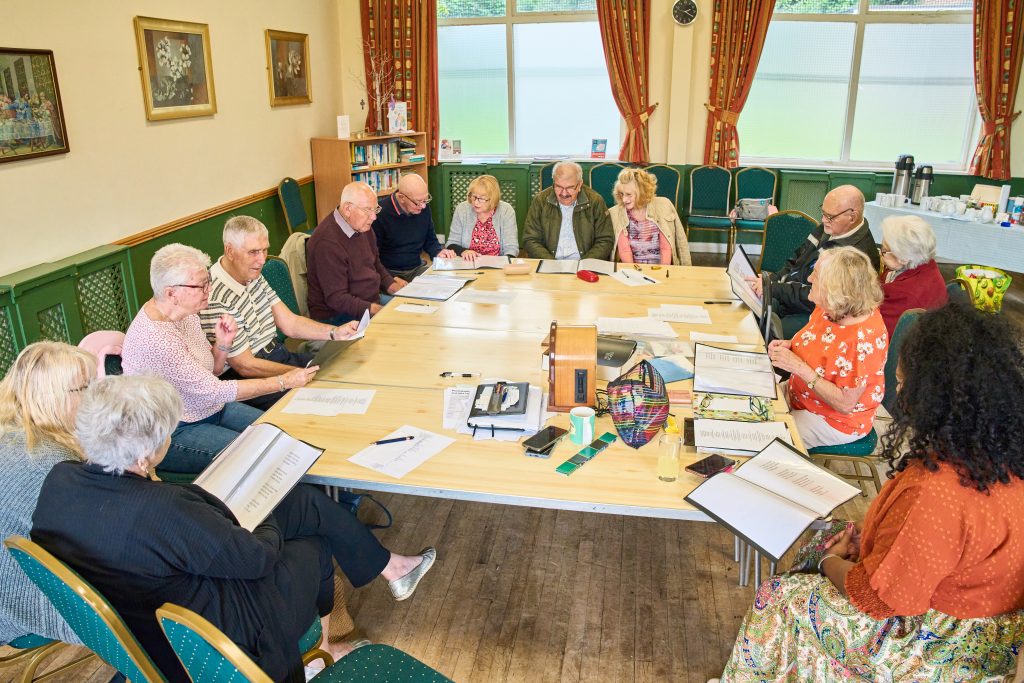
xmin=569 ymin=406 xmax=596 ymax=445
xmin=980 ymin=206 xmax=995 ymax=223
xmin=895 ymin=194 xmax=908 ymax=206
xmin=965 ymin=208 xmax=980 ymax=221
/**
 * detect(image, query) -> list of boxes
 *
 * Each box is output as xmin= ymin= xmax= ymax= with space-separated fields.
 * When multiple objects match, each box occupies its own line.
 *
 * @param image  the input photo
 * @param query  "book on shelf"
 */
xmin=405 ymin=154 xmax=426 ymax=163
xmin=536 ymin=258 xmax=615 ymax=275
xmin=387 ymin=100 xmax=409 ymax=133
xmin=397 ymin=136 xmax=419 ymax=148
xmin=684 ymin=438 xmax=861 ymax=562
xmin=192 ymin=423 xmax=323 ymax=531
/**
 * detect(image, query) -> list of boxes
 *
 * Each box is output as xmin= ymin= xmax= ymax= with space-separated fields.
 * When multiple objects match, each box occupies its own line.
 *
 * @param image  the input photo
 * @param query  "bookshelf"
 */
xmin=310 ymin=132 xmax=428 ymax=222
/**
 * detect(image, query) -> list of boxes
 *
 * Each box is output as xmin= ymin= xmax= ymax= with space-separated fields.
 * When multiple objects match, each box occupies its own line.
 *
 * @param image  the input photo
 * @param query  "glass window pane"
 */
xmin=738 ymin=22 xmax=855 ymax=160
xmin=869 ymin=0 xmax=971 ymax=11
xmin=517 ymin=0 xmax=597 ymax=12
xmin=849 ymin=23 xmax=975 ymax=164
xmin=438 ymin=25 xmax=509 ymax=155
xmin=774 ymin=0 xmax=858 ymax=15
xmin=437 ymin=0 xmax=506 ymax=19
xmin=512 ymin=22 xmax=620 ymax=156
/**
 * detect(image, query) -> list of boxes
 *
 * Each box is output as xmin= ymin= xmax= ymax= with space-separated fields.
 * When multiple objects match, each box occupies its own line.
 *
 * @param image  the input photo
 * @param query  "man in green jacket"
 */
xmin=523 ymin=161 xmax=614 ymax=260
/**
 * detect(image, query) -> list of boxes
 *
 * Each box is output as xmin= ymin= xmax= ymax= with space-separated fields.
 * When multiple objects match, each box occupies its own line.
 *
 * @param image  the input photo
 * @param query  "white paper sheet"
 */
xmin=695 ymin=345 xmax=774 ymax=373
xmin=728 ymin=248 xmax=763 ymax=318
xmin=598 ymin=317 xmax=678 ymax=339
xmin=348 ymin=309 xmax=370 ymax=341
xmin=442 ymin=386 xmax=475 ymax=429
xmin=281 ymin=388 xmax=376 ymax=416
xmin=395 ymin=303 xmax=438 ymax=314
xmin=432 ymin=255 xmax=509 ymax=270
xmin=736 ymin=440 xmax=860 ymax=517
xmin=609 ymin=270 xmax=647 ymax=287
xmin=347 ymin=426 xmax=455 ymax=479
xmin=396 ymin=275 xmax=470 ymax=301
xmin=457 ymin=290 xmax=518 ymax=305
xmin=694 ymin=419 xmax=791 ymax=455
xmin=455 ymin=385 xmax=547 ymax=441
xmin=648 ymin=305 xmax=712 ymax=325
xmin=690 ymin=331 xmax=739 ymax=343
xmin=693 ymin=366 xmax=777 ymax=398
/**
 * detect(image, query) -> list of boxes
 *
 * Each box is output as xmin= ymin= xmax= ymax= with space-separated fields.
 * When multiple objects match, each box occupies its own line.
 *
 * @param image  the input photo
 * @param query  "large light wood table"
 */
xmin=270 ymin=263 xmax=799 ymax=521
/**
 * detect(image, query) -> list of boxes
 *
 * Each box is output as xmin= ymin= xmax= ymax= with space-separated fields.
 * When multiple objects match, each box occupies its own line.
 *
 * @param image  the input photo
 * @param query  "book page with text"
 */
xmin=579 ymin=258 xmax=616 ymax=275
xmin=735 ymin=440 xmax=860 ymax=517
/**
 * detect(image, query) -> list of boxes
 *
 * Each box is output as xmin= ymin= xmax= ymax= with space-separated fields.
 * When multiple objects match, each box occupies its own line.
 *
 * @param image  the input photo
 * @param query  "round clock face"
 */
xmin=673 ymin=0 xmax=698 ymax=25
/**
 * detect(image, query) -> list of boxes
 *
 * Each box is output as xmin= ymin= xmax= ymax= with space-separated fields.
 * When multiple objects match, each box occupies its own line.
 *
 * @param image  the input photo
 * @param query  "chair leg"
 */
xmin=734 ymin=535 xmax=740 ymax=562
xmin=741 ymin=543 xmax=752 ymax=587
xmin=769 ymin=561 xmax=777 ymax=577
xmin=302 ymin=647 xmax=334 ymax=669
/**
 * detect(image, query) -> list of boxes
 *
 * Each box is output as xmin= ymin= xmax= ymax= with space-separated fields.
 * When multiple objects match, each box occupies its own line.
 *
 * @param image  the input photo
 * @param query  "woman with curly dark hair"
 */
xmin=709 ymin=303 xmax=1024 ymax=683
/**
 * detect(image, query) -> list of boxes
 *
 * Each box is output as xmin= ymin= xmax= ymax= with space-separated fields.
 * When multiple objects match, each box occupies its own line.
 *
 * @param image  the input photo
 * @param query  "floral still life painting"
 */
xmin=0 ymin=47 xmax=70 ymax=163
xmin=265 ymin=30 xmax=310 ymax=106
xmin=133 ymin=16 xmax=216 ymax=121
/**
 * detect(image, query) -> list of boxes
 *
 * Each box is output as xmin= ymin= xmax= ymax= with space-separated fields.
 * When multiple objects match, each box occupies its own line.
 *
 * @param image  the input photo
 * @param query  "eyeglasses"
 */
xmin=173 ymin=280 xmax=211 ymax=293
xmin=353 ymin=204 xmax=383 ymax=216
xmin=469 ymin=194 xmax=489 ymax=203
xmin=554 ymin=182 xmax=580 ymax=194
xmin=820 ymin=205 xmax=854 ymax=223
xmin=398 ymin=191 xmax=432 ymax=207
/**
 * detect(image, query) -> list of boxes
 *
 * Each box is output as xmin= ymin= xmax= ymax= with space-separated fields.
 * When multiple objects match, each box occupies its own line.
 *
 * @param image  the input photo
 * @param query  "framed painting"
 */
xmin=133 ymin=16 xmax=217 ymax=121
xmin=265 ymin=30 xmax=311 ymax=106
xmin=0 ymin=48 xmax=70 ymax=164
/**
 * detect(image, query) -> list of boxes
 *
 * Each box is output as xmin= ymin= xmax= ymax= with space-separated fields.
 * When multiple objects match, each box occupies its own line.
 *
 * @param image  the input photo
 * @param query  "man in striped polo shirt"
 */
xmin=200 ymin=216 xmax=359 ymax=409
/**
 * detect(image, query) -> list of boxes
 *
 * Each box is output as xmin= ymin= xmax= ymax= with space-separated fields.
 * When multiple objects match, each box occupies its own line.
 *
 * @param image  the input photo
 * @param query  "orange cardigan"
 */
xmin=846 ymin=460 xmax=1024 ymax=619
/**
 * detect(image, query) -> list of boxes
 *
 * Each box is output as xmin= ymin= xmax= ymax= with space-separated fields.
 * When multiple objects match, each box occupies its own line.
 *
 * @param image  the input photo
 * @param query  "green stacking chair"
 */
xmin=759 ymin=210 xmax=817 ymax=274
xmin=733 ymin=166 xmax=777 ymax=239
xmin=538 ymin=162 xmax=557 ymax=191
xmin=881 ymin=308 xmax=925 ymax=415
xmin=0 ymin=633 xmax=93 ymax=683
xmin=157 ymin=603 xmax=453 ymax=683
xmin=687 ymin=165 xmax=733 ymax=258
xmin=643 ymin=164 xmax=682 ymax=206
xmin=587 ymin=162 xmax=627 ymax=208
xmin=278 ymin=178 xmax=310 ymax=234
xmin=946 ymin=278 xmax=971 ymax=306
xmin=4 ymin=536 xmax=166 ymax=683
xmin=261 ymin=257 xmax=301 ymax=347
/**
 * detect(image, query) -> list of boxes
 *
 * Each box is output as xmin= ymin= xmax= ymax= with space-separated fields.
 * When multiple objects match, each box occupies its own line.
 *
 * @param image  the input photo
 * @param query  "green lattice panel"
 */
xmin=498 ymin=179 xmax=517 ymax=208
xmin=0 ymin=308 xmax=18 ymax=378
xmin=36 ymin=304 xmax=70 ymax=343
xmin=529 ymin=169 xmax=541 ymax=198
xmin=448 ymin=170 xmax=477 ymax=205
xmin=784 ymin=179 xmax=829 ymax=216
xmin=77 ymin=264 xmax=131 ymax=334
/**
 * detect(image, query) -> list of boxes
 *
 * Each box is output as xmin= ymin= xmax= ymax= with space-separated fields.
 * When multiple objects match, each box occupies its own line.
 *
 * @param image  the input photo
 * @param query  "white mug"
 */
xmin=980 ymin=206 xmax=995 ymax=223
xmin=895 ymin=194 xmax=908 ymax=205
xmin=955 ymin=201 xmax=968 ymax=215
xmin=879 ymin=194 xmax=894 ymax=208
xmin=874 ymin=192 xmax=885 ymax=205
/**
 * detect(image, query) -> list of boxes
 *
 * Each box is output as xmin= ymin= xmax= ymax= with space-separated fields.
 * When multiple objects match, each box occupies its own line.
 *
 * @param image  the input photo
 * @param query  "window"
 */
xmin=437 ymin=0 xmax=621 ymax=158
xmin=738 ymin=0 xmax=976 ymax=170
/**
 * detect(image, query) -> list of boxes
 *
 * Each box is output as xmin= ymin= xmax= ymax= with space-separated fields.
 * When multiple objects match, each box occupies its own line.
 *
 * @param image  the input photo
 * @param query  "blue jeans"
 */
xmin=161 ymin=401 xmax=264 ymax=474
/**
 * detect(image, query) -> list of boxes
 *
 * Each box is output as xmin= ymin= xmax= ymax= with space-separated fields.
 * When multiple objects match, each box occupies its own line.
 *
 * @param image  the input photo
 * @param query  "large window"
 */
xmin=437 ymin=1 xmax=622 ymax=158
xmin=738 ymin=0 xmax=976 ymax=169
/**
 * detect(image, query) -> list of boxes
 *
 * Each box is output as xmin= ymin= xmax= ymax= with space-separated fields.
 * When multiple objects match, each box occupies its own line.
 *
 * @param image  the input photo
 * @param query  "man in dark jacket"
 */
xmin=522 ymin=161 xmax=614 ymax=260
xmin=748 ymin=185 xmax=879 ymax=336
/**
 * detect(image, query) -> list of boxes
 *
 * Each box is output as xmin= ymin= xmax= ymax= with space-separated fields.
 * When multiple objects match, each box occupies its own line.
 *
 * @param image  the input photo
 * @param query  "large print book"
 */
xmin=395 ymin=274 xmax=471 ymax=301
xmin=693 ymin=418 xmax=791 ymax=456
xmin=193 ymin=423 xmax=323 ymax=531
xmin=536 ymin=258 xmax=615 ymax=276
xmin=431 ymin=255 xmax=510 ymax=270
xmin=692 ymin=343 xmax=777 ymax=399
xmin=728 ymin=245 xmax=763 ymax=319
xmin=684 ymin=439 xmax=860 ymax=562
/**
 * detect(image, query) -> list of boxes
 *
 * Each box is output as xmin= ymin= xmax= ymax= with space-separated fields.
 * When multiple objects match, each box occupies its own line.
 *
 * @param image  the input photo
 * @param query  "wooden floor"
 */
xmin=3 ymin=486 xmax=871 ymax=683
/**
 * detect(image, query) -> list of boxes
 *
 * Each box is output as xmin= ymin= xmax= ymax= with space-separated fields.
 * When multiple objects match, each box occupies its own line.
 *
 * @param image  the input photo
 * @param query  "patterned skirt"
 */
xmin=721 ymin=565 xmax=1024 ymax=682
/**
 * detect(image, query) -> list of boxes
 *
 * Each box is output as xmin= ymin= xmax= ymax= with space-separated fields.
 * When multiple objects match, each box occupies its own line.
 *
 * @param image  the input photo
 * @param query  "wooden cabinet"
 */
xmin=311 ymin=132 xmax=428 ymax=223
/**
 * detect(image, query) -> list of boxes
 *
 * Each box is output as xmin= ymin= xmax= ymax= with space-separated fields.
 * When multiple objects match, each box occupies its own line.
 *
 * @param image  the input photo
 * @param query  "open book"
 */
xmin=193 ymin=423 xmax=323 ymax=531
xmin=536 ymin=258 xmax=615 ymax=275
xmin=728 ymin=245 xmax=762 ymax=318
xmin=694 ymin=418 xmax=791 ymax=456
xmin=693 ymin=343 xmax=777 ymax=399
xmin=685 ymin=439 xmax=860 ymax=562
xmin=432 ymin=255 xmax=510 ymax=270
xmin=395 ymin=274 xmax=471 ymax=301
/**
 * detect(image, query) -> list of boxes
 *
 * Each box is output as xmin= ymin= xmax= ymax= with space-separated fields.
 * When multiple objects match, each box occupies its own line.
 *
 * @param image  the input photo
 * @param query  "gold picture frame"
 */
xmin=133 ymin=16 xmax=217 ymax=121
xmin=265 ymin=30 xmax=311 ymax=107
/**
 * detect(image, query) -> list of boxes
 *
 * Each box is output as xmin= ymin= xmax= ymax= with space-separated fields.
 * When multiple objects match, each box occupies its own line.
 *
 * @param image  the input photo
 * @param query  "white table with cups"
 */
xmin=865 ymin=199 xmax=1024 ymax=273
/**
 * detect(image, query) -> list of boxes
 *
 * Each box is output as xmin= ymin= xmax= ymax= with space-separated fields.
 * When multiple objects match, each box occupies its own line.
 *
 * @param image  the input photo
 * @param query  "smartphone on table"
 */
xmin=523 ymin=426 xmax=568 ymax=457
xmin=684 ymin=454 xmax=736 ymax=478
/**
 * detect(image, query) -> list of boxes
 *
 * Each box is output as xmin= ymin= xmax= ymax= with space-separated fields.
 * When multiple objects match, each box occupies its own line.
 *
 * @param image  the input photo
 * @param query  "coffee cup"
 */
xmin=980 ymin=206 xmax=995 ymax=223
xmin=874 ymin=192 xmax=885 ymax=205
xmin=569 ymin=407 xmax=596 ymax=445
xmin=895 ymin=194 xmax=908 ymax=206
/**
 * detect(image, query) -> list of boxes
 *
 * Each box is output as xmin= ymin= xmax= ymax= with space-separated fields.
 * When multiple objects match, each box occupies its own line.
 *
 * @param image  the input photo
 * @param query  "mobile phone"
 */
xmin=685 ymin=454 xmax=736 ymax=479
xmin=682 ymin=418 xmax=695 ymax=447
xmin=525 ymin=441 xmax=557 ymax=459
xmin=523 ymin=426 xmax=568 ymax=453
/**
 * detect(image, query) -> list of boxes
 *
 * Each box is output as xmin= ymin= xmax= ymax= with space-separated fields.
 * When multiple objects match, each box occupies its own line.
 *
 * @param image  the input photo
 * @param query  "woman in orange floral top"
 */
xmin=767 ymin=246 xmax=887 ymax=449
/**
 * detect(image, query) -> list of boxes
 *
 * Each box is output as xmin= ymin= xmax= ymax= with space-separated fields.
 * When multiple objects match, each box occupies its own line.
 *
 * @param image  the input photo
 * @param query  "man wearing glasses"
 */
xmin=522 ymin=161 xmax=614 ymax=261
xmin=307 ymin=182 xmax=408 ymax=324
xmin=747 ymin=185 xmax=880 ymax=338
xmin=372 ymin=173 xmax=455 ymax=281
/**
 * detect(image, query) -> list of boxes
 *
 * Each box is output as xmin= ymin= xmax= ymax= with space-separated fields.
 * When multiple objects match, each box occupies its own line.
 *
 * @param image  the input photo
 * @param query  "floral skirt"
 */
xmin=721 ymin=539 xmax=1024 ymax=681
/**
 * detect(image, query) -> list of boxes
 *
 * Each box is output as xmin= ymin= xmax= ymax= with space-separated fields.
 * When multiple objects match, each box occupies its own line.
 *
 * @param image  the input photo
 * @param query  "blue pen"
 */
xmin=372 ymin=435 xmax=415 ymax=446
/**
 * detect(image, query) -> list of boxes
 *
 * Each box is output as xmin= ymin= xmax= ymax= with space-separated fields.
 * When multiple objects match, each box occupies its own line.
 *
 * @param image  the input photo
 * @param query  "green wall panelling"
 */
xmin=75 ymin=249 xmax=138 ymax=336
xmin=778 ymin=170 xmax=830 ymax=216
xmin=4 ymin=266 xmax=82 ymax=345
xmin=0 ymin=288 xmax=22 ymax=379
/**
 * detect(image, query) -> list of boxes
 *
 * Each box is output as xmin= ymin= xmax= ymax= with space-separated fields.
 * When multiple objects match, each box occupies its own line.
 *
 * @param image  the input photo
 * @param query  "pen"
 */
xmin=440 ymin=371 xmax=479 ymax=377
xmin=704 ymin=300 xmax=733 ymax=304
xmin=372 ymin=435 xmax=416 ymax=446
xmin=641 ymin=275 xmax=657 ymax=284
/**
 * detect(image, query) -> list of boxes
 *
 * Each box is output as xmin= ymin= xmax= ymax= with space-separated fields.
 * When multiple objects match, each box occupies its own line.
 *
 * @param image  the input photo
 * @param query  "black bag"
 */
xmin=336 ymin=490 xmax=393 ymax=530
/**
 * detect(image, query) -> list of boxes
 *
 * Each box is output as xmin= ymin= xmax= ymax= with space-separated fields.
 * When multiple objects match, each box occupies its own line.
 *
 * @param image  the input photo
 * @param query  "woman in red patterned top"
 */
xmin=767 ymin=246 xmax=887 ymax=449
xmin=443 ymin=175 xmax=519 ymax=263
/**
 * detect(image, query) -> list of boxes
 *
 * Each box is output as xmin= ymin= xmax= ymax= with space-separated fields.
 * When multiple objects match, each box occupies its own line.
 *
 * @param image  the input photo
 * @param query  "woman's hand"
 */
xmin=746 ymin=276 xmax=763 ymax=297
xmin=387 ymin=278 xmax=407 ymax=294
xmin=826 ymin=526 xmax=859 ymax=562
xmin=214 ymin=314 xmax=237 ymax=348
xmin=437 ymin=249 xmax=457 ymax=259
xmin=461 ymin=249 xmax=479 ymax=263
xmin=279 ymin=366 xmax=317 ymax=390
xmin=333 ymin=320 xmax=361 ymax=339
xmin=769 ymin=343 xmax=809 ymax=377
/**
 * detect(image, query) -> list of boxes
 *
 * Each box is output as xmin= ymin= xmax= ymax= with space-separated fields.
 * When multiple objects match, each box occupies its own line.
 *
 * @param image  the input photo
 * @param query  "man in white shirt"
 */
xmin=522 ymin=161 xmax=614 ymax=260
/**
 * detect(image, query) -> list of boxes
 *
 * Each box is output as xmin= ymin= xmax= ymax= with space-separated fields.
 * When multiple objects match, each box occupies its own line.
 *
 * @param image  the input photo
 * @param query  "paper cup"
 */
xmin=569 ymin=407 xmax=596 ymax=445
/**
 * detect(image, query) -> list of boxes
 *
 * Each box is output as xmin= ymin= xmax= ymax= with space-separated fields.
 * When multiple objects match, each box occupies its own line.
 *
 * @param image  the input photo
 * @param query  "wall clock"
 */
xmin=673 ymin=0 xmax=698 ymax=25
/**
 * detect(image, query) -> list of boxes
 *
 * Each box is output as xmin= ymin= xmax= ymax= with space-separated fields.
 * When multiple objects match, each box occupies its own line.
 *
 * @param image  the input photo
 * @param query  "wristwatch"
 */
xmin=806 ymin=373 xmax=821 ymax=391
xmin=328 ymin=327 xmax=336 ymax=341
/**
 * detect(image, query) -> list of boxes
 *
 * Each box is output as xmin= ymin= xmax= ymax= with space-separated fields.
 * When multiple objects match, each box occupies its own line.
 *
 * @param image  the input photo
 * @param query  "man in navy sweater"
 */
xmin=373 ymin=174 xmax=455 ymax=280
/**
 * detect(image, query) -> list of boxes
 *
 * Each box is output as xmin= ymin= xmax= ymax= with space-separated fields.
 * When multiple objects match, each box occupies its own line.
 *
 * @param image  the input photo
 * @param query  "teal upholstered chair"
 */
xmin=643 ymin=164 xmax=682 ymax=206
xmin=262 ymin=256 xmax=301 ymax=319
xmin=946 ymin=278 xmax=971 ymax=306
xmin=881 ymin=308 xmax=925 ymax=414
xmin=278 ymin=178 xmax=310 ymax=234
xmin=538 ymin=162 xmax=556 ymax=191
xmin=4 ymin=536 xmax=167 ymax=683
xmin=733 ymin=166 xmax=778 ymax=239
xmin=0 ymin=633 xmax=93 ymax=683
xmin=587 ymin=162 xmax=627 ymax=208
xmin=157 ymin=603 xmax=453 ymax=683
xmin=759 ymin=210 xmax=816 ymax=274
xmin=687 ymin=165 xmax=733 ymax=257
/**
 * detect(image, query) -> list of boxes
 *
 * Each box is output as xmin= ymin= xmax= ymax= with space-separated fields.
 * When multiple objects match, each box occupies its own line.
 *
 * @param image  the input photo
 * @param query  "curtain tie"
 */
xmin=705 ymin=104 xmax=740 ymax=126
xmin=624 ymin=103 xmax=658 ymax=130
xmin=983 ymin=111 xmax=1021 ymax=135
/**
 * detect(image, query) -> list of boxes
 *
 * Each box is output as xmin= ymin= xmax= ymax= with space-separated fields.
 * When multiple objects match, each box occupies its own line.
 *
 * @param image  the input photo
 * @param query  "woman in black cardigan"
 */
xmin=31 ymin=375 xmax=436 ymax=683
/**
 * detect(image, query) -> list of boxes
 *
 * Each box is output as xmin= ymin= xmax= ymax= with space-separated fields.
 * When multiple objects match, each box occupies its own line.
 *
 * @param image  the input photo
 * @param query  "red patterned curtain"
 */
xmin=597 ymin=1 xmax=657 ymax=163
xmin=703 ymin=0 xmax=776 ymax=167
xmin=969 ymin=0 xmax=1024 ymax=180
xmin=361 ymin=0 xmax=440 ymax=164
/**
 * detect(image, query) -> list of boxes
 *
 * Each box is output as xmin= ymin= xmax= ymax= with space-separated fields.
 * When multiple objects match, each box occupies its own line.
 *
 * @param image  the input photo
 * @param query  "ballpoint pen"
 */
xmin=372 ymin=435 xmax=416 ymax=446
xmin=440 ymin=371 xmax=479 ymax=378
xmin=641 ymin=274 xmax=657 ymax=284
xmin=704 ymin=300 xmax=733 ymax=304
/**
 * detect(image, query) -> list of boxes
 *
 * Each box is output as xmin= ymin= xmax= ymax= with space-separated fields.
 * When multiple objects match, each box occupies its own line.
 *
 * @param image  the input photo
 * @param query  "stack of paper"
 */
xmin=444 ymin=384 xmax=548 ymax=441
xmin=694 ymin=419 xmax=791 ymax=456
xmin=692 ymin=344 xmax=777 ymax=398
xmin=396 ymin=274 xmax=472 ymax=301
xmin=597 ymin=316 xmax=678 ymax=339
xmin=648 ymin=304 xmax=712 ymax=325
xmin=432 ymin=255 xmax=509 ymax=270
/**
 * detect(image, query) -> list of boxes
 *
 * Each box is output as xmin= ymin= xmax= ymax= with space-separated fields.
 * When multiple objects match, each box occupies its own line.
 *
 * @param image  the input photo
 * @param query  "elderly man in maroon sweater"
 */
xmin=307 ymin=182 xmax=407 ymax=324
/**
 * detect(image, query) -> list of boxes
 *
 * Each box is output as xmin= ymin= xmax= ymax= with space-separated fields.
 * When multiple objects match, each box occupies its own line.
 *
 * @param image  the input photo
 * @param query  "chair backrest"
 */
xmin=689 ymin=165 xmax=732 ymax=215
xmin=735 ymin=166 xmax=777 ymax=204
xmin=77 ymin=330 xmax=125 ymax=378
xmin=882 ymin=308 xmax=925 ymax=413
xmin=262 ymin=257 xmax=300 ymax=317
xmin=946 ymin=278 xmax=971 ymax=306
xmin=157 ymin=604 xmax=271 ymax=683
xmin=643 ymin=164 xmax=682 ymax=207
xmin=759 ymin=210 xmax=817 ymax=273
xmin=4 ymin=536 xmax=166 ymax=683
xmin=277 ymin=178 xmax=309 ymax=234
xmin=587 ymin=162 xmax=627 ymax=208
xmin=538 ymin=162 xmax=556 ymax=190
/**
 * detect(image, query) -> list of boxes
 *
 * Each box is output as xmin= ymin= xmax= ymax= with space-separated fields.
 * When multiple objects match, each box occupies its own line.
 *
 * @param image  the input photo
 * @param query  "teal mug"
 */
xmin=569 ymin=407 xmax=596 ymax=445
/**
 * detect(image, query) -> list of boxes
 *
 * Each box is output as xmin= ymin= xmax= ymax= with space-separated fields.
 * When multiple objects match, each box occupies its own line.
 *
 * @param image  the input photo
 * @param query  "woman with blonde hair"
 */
xmin=0 ymin=341 xmax=94 ymax=645
xmin=767 ymin=246 xmax=887 ymax=449
xmin=443 ymin=174 xmax=519 ymax=262
xmin=609 ymin=167 xmax=691 ymax=265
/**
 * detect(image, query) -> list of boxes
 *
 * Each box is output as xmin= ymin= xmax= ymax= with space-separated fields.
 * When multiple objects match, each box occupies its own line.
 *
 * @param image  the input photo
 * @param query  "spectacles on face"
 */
xmin=554 ymin=182 xmax=580 ymax=195
xmin=173 ymin=279 xmax=211 ymax=293
xmin=353 ymin=204 xmax=383 ymax=216
xmin=398 ymin=191 xmax=432 ymax=207
xmin=470 ymin=194 xmax=489 ymax=204
xmin=820 ymin=205 xmax=854 ymax=224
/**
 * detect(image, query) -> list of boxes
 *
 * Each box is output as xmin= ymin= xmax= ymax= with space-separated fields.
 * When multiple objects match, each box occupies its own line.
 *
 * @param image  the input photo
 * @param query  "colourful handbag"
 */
xmin=955 ymin=265 xmax=1012 ymax=313
xmin=606 ymin=360 xmax=670 ymax=449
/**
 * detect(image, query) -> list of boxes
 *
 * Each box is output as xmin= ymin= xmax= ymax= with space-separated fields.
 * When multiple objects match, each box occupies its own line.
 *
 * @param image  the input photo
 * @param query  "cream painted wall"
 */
xmin=0 ymin=0 xmax=346 ymax=275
